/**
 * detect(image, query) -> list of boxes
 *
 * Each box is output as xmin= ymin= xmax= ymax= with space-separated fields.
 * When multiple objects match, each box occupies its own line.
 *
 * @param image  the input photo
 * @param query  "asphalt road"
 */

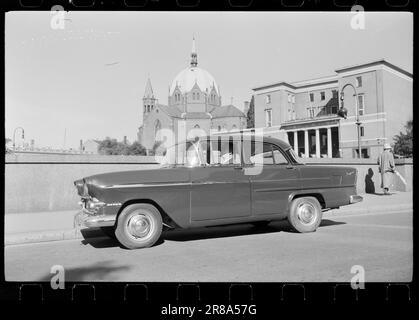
xmin=5 ymin=208 xmax=412 ymax=282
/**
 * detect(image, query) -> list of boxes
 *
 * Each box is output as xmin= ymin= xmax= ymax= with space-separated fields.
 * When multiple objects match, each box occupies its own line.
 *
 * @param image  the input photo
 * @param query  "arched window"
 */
xmin=218 ymin=125 xmax=221 ymax=132
xmin=194 ymin=124 xmax=200 ymax=129
xmin=192 ymin=93 xmax=196 ymax=100
xmin=154 ymin=120 xmax=161 ymax=142
xmin=196 ymin=93 xmax=200 ymax=100
xmin=232 ymin=124 xmax=237 ymax=129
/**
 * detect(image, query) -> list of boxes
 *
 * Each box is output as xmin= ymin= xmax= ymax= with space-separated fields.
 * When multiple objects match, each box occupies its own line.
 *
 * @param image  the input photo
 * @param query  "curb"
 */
xmin=5 ymin=205 xmax=413 ymax=246
xmin=326 ymin=204 xmax=412 ymax=216
xmin=5 ymin=228 xmax=106 ymax=246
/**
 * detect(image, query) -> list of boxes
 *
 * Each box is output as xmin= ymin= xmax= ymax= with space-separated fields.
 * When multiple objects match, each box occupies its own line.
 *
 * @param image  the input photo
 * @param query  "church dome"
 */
xmin=170 ymin=66 xmax=219 ymax=96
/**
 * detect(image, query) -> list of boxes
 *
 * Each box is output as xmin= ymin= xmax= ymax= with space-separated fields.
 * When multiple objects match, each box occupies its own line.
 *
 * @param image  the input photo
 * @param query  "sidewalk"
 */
xmin=4 ymin=191 xmax=413 ymax=246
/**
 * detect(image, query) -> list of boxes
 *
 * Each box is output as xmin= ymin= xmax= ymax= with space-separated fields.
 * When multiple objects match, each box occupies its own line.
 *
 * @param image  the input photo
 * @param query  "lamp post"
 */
xmin=13 ymin=127 xmax=25 ymax=151
xmin=338 ymin=83 xmax=361 ymax=158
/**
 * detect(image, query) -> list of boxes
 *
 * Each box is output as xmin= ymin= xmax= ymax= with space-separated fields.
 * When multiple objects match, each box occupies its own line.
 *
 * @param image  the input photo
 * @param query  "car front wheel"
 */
xmin=287 ymin=197 xmax=322 ymax=233
xmin=115 ymin=203 xmax=163 ymax=249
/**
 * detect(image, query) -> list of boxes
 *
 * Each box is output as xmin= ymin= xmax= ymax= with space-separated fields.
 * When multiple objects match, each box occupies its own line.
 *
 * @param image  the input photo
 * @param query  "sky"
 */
xmin=5 ymin=11 xmax=413 ymax=149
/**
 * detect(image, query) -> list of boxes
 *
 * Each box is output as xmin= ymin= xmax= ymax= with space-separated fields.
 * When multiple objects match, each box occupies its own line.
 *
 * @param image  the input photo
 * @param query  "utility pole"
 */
xmin=339 ymin=83 xmax=361 ymax=158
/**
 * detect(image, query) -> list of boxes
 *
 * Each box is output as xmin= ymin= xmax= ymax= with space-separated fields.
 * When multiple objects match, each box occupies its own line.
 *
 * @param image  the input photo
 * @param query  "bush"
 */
xmin=393 ymin=120 xmax=413 ymax=157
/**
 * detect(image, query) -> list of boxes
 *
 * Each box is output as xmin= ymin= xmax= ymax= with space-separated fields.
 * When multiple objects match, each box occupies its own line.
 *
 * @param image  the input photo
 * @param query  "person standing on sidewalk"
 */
xmin=377 ymin=143 xmax=395 ymax=195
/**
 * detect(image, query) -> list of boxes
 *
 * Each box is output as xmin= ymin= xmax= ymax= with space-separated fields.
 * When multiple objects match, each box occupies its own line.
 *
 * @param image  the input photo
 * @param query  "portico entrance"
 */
xmin=284 ymin=119 xmax=340 ymax=158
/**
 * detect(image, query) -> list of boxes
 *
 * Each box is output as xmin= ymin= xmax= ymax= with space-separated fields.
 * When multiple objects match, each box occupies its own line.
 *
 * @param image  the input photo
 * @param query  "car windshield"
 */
xmin=160 ymin=140 xmax=204 ymax=167
xmin=286 ymin=147 xmax=303 ymax=164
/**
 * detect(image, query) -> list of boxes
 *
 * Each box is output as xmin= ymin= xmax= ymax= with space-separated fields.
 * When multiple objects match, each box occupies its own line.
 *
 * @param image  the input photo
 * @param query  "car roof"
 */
xmin=196 ymin=134 xmax=292 ymax=151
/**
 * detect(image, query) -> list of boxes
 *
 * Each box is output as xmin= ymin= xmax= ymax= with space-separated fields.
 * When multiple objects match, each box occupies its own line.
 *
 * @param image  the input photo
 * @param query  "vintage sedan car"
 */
xmin=74 ymin=134 xmax=362 ymax=249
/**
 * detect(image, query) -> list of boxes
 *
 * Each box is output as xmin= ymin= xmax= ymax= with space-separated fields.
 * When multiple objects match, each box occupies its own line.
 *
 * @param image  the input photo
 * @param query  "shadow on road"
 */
xmin=79 ymin=218 xmax=347 ymax=249
xmin=164 ymin=222 xmax=288 ymax=242
xmin=37 ymin=260 xmax=131 ymax=282
xmin=320 ymin=219 xmax=346 ymax=227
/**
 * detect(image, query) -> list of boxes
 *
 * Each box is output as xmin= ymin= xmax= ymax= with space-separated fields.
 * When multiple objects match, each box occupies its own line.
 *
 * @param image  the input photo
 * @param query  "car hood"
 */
xmin=83 ymin=167 xmax=190 ymax=188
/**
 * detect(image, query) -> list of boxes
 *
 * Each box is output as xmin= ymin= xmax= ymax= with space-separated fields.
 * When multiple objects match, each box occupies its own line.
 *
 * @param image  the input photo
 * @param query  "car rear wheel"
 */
xmin=288 ymin=197 xmax=322 ymax=233
xmin=115 ymin=203 xmax=163 ymax=249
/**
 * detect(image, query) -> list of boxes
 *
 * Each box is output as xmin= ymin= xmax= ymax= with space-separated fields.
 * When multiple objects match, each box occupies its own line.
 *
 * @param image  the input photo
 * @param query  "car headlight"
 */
xmin=82 ymin=197 xmax=106 ymax=214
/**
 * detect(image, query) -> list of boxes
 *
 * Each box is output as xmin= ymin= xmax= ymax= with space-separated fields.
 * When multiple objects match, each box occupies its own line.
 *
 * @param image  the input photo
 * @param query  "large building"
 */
xmin=252 ymin=59 xmax=412 ymax=159
xmin=138 ymin=39 xmax=247 ymax=152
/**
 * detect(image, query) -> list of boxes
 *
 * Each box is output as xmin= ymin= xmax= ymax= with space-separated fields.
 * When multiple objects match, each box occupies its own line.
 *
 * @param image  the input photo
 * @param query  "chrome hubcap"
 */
xmin=297 ymin=203 xmax=316 ymax=224
xmin=127 ymin=214 xmax=151 ymax=238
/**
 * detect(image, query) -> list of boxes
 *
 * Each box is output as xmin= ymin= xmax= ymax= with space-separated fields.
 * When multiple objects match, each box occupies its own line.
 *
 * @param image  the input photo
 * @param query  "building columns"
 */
xmin=293 ymin=131 xmax=298 ymax=154
xmin=304 ymin=130 xmax=309 ymax=158
xmin=315 ymin=128 xmax=320 ymax=158
xmin=327 ymin=127 xmax=333 ymax=158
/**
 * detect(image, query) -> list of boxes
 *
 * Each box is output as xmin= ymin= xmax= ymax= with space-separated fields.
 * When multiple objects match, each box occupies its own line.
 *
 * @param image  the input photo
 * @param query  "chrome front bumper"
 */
xmin=349 ymin=195 xmax=363 ymax=204
xmin=74 ymin=210 xmax=116 ymax=228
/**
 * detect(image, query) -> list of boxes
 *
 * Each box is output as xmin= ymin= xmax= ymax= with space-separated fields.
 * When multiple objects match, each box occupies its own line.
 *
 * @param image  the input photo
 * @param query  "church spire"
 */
xmin=143 ymin=77 xmax=154 ymax=99
xmin=190 ymin=36 xmax=198 ymax=67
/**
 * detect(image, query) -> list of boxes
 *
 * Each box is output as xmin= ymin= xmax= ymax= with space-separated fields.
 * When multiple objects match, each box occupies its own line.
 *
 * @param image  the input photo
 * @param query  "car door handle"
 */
xmin=234 ymin=166 xmax=244 ymax=170
xmin=286 ymin=166 xmax=296 ymax=170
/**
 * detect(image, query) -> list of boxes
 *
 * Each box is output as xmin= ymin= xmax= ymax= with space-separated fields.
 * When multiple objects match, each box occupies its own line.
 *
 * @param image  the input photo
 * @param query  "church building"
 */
xmin=138 ymin=38 xmax=247 ymax=153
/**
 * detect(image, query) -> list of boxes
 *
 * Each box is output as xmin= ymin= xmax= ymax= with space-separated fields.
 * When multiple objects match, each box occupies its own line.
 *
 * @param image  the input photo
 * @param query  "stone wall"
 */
xmin=5 ymin=153 xmax=412 ymax=214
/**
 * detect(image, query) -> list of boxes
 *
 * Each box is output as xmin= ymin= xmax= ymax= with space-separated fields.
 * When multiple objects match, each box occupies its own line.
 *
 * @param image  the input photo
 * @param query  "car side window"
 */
xmin=210 ymin=138 xmax=241 ymax=166
xmin=243 ymin=141 xmax=289 ymax=166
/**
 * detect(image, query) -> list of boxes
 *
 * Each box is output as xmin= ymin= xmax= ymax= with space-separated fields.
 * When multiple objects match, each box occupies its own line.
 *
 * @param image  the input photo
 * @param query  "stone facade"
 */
xmin=252 ymin=60 xmax=412 ymax=159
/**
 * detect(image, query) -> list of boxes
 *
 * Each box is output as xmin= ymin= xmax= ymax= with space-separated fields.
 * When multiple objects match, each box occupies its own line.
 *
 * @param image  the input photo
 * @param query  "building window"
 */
xmin=360 ymin=126 xmax=364 ymax=137
xmin=154 ymin=120 xmax=161 ymax=142
xmin=356 ymin=76 xmax=362 ymax=88
xmin=320 ymin=92 xmax=325 ymax=101
xmin=354 ymin=148 xmax=370 ymax=159
xmin=266 ymin=95 xmax=271 ymax=104
xmin=292 ymin=95 xmax=295 ymax=104
xmin=265 ymin=109 xmax=272 ymax=127
xmin=332 ymin=90 xmax=338 ymax=98
xmin=192 ymin=93 xmax=196 ymax=100
xmin=288 ymin=94 xmax=291 ymax=103
xmin=232 ymin=124 xmax=237 ymax=130
xmin=196 ymin=92 xmax=200 ymax=100
xmin=309 ymin=93 xmax=314 ymax=102
xmin=307 ymin=108 xmax=315 ymax=118
xmin=194 ymin=124 xmax=200 ymax=129
xmin=218 ymin=126 xmax=221 ymax=132
xmin=357 ymin=94 xmax=365 ymax=116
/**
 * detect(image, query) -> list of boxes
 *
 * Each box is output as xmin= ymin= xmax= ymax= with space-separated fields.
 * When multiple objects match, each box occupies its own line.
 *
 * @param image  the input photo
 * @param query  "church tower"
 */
xmin=143 ymin=77 xmax=156 ymax=117
xmin=191 ymin=36 xmax=198 ymax=67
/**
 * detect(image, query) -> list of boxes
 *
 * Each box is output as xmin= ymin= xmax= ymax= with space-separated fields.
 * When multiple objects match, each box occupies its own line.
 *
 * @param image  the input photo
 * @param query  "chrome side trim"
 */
xmin=349 ymin=195 xmax=363 ymax=204
xmin=103 ymin=182 xmax=192 ymax=189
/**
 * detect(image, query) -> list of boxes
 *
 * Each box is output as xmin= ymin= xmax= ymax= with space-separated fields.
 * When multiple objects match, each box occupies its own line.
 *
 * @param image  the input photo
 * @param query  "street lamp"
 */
xmin=338 ymin=83 xmax=362 ymax=158
xmin=13 ymin=127 xmax=25 ymax=151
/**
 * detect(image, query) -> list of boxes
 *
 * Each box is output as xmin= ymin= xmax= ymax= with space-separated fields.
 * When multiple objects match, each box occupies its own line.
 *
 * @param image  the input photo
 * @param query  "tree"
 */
xmin=246 ymin=95 xmax=255 ymax=128
xmin=126 ymin=141 xmax=147 ymax=155
xmin=393 ymin=120 xmax=413 ymax=157
xmin=5 ymin=138 xmax=12 ymax=154
xmin=98 ymin=137 xmax=147 ymax=155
